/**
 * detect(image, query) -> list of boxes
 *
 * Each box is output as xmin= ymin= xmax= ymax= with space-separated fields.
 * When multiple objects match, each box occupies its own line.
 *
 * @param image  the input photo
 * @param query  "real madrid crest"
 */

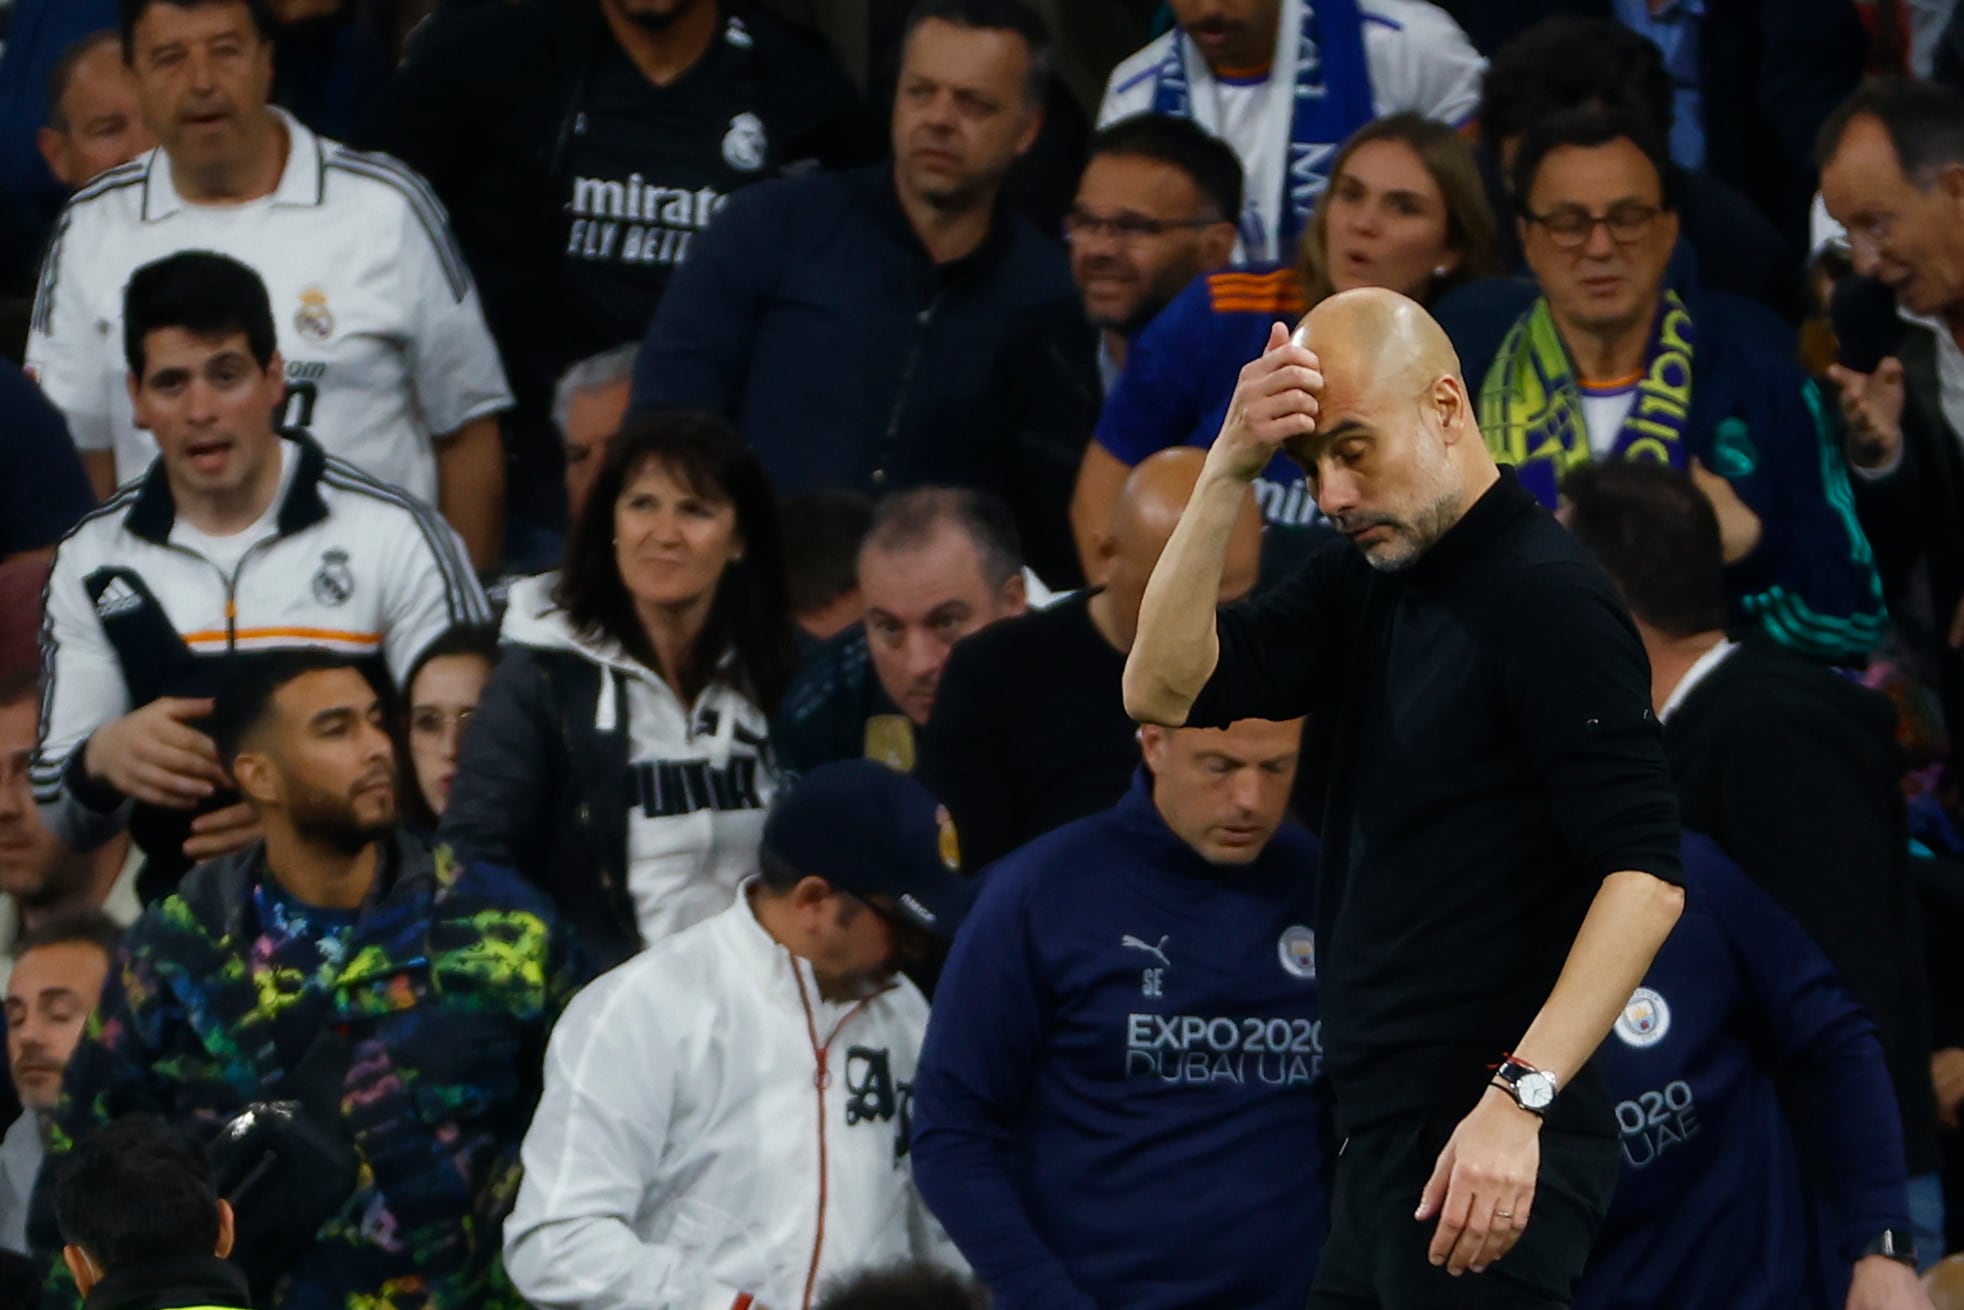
xmin=295 ymin=287 xmax=334 ymax=343
xmin=722 ymin=112 xmax=767 ymax=173
xmin=1613 ymin=986 xmax=1671 ymax=1047
xmin=1278 ymin=925 xmax=1316 ymax=980
xmin=312 ymin=548 xmax=355 ymax=606
xmin=863 ymin=715 xmax=915 ymax=773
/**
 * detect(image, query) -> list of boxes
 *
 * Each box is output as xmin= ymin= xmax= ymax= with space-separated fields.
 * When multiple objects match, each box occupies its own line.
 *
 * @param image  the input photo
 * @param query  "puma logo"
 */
xmin=1122 ymin=934 xmax=1170 ymax=968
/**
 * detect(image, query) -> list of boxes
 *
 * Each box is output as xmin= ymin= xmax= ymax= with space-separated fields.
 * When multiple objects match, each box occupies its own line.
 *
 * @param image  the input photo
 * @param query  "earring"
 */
xmin=1432 ymin=265 xmax=1450 ymax=278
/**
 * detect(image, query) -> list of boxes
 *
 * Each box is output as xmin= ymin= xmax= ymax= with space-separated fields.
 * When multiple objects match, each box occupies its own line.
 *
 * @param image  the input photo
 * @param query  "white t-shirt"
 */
xmin=166 ymin=440 xmax=298 ymax=575
xmin=26 ymin=108 xmax=511 ymax=502
xmin=1579 ymin=380 xmax=1641 ymax=459
xmin=1099 ymin=0 xmax=1485 ymax=261
xmin=1904 ymin=308 xmax=1964 ymax=442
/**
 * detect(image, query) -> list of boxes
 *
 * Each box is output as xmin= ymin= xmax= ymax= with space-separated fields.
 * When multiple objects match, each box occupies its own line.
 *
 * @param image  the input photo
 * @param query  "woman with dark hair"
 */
xmin=1069 ymin=112 xmax=1502 ymax=573
xmin=441 ymin=412 xmax=798 ymax=967
xmin=398 ymin=624 xmax=501 ymax=832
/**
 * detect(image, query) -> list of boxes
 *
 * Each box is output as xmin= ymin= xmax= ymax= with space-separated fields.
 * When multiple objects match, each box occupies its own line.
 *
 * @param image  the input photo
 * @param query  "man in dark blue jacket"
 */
xmin=912 ymin=715 xmax=1327 ymax=1310
xmin=1467 ymin=101 xmax=1885 ymax=663
xmin=1584 ymin=831 xmax=1924 ymax=1310
xmin=1565 ymin=458 xmax=1946 ymax=1267
xmin=630 ymin=0 xmax=1088 ymax=508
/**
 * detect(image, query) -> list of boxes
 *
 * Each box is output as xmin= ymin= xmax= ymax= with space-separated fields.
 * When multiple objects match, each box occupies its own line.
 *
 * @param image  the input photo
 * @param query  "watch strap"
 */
xmin=1860 ymin=1228 xmax=1917 ymax=1267
xmin=1490 ymin=1054 xmax=1557 ymax=1116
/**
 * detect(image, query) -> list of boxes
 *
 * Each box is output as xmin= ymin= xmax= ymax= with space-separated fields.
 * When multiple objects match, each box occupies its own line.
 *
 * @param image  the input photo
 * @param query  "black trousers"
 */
xmin=1309 ymin=1109 xmax=1619 ymax=1310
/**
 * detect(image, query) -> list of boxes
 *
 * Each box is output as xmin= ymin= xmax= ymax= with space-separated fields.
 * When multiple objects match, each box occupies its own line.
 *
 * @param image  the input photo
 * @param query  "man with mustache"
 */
xmin=1125 ymin=287 xmax=1685 ymax=1308
xmin=1068 ymin=113 xmax=1243 ymax=391
xmin=982 ymin=111 xmax=1241 ymax=585
xmin=29 ymin=650 xmax=586 ymax=1310
xmin=1099 ymin=0 xmax=1484 ymax=262
xmin=31 ymin=251 xmax=488 ymax=907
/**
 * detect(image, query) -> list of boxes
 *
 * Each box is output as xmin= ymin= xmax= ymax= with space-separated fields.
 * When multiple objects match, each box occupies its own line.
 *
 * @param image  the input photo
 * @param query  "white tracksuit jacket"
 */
xmin=504 ymin=889 xmax=961 ymax=1310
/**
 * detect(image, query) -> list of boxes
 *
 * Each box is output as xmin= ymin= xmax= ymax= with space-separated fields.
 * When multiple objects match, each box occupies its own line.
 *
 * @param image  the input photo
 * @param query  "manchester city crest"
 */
xmin=1278 ymin=925 xmax=1316 ymax=980
xmin=312 ymin=548 xmax=355 ymax=606
xmin=295 ymin=288 xmax=334 ymax=343
xmin=1613 ymin=987 xmax=1671 ymax=1048
xmin=722 ymin=112 xmax=767 ymax=173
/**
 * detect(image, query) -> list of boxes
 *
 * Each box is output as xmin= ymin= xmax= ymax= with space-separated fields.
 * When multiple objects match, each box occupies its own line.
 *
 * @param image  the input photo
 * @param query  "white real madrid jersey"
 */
xmin=26 ymin=109 xmax=512 ymax=501
xmin=31 ymin=434 xmax=491 ymax=851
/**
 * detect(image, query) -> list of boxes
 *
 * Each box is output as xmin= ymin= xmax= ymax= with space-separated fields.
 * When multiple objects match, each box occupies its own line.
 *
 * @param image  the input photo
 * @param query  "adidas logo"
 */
xmin=94 ymin=579 xmax=141 ymax=619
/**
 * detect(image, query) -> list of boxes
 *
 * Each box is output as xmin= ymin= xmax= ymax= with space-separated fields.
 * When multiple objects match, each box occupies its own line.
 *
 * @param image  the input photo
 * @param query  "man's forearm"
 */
xmin=436 ymin=415 xmax=506 ymax=573
xmin=1121 ymin=472 xmax=1245 ymax=725
xmin=1511 ymin=870 xmax=1684 ymax=1085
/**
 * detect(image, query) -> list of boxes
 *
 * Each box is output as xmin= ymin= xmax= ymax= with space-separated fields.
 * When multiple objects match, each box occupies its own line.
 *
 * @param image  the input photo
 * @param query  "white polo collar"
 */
xmin=141 ymin=106 xmax=325 ymax=222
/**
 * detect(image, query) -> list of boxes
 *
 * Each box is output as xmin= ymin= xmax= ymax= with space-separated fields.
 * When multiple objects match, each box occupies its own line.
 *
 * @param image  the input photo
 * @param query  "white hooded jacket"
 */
xmin=500 ymin=575 xmax=778 ymax=946
xmin=504 ymin=887 xmax=957 ymax=1310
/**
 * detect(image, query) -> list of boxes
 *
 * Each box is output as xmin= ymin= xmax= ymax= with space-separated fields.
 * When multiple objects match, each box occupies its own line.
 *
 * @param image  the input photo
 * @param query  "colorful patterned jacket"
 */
xmin=32 ymin=831 xmax=591 ymax=1310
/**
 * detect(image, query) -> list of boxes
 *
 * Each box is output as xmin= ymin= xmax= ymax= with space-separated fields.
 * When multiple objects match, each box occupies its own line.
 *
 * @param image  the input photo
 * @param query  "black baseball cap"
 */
xmin=761 ymin=760 xmax=973 ymax=939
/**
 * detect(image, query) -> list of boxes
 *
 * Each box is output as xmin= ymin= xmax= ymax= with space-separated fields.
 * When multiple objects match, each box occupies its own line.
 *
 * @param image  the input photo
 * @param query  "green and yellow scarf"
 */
xmin=1479 ymin=291 xmax=1696 ymax=506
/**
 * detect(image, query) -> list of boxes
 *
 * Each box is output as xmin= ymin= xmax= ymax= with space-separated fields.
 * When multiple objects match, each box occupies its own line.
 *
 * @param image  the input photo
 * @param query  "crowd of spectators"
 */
xmin=5 ymin=0 xmax=1964 ymax=1307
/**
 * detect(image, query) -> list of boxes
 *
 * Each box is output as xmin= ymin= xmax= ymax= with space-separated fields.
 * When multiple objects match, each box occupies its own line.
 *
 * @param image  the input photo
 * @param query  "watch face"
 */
xmin=1517 ymin=1072 xmax=1556 ymax=1109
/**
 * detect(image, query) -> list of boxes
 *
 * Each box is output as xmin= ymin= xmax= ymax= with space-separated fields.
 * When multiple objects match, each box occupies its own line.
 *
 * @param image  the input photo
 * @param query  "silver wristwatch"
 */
xmin=1492 ymin=1056 xmax=1558 ymax=1116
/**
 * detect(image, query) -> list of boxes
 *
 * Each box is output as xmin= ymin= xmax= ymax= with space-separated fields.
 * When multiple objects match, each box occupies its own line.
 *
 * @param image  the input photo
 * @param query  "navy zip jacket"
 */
xmin=1581 ymin=832 xmax=1911 ymax=1310
xmin=629 ymin=163 xmax=1084 ymax=499
xmin=912 ymin=768 xmax=1329 ymax=1310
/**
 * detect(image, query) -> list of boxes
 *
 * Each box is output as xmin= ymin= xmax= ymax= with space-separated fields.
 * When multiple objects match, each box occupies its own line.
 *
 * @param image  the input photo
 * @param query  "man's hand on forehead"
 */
xmin=1205 ymin=322 xmax=1325 ymax=484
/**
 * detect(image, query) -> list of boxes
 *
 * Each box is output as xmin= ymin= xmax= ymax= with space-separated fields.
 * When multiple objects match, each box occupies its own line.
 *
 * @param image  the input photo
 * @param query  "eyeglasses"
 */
xmin=1842 ymin=212 xmax=1896 ymax=259
xmin=1064 ymin=207 xmax=1225 ymax=243
xmin=1523 ymin=202 xmax=1662 ymax=249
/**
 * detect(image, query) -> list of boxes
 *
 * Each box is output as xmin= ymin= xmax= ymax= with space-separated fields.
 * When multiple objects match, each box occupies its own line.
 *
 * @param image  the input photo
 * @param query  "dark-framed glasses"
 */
xmin=1524 ymin=202 xmax=1661 ymax=250
xmin=1064 ymin=207 xmax=1224 ymax=242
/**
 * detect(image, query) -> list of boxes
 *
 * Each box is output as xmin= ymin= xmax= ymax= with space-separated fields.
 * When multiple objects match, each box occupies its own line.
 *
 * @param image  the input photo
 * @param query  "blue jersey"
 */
xmin=1096 ymin=264 xmax=1322 ymax=527
xmin=1582 ymin=832 xmax=1911 ymax=1310
xmin=912 ymin=768 xmax=1328 ymax=1310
